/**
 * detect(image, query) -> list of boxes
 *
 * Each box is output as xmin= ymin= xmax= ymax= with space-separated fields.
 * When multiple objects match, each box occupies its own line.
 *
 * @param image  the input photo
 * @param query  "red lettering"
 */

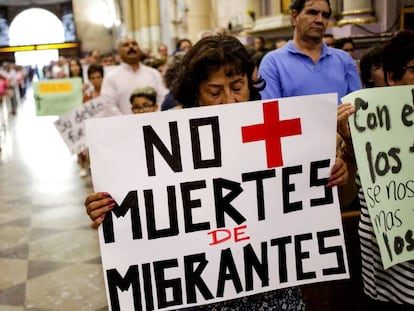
xmin=208 ymin=225 xmax=250 ymax=245
xmin=208 ymin=229 xmax=232 ymax=245
xmin=234 ymin=225 xmax=250 ymax=242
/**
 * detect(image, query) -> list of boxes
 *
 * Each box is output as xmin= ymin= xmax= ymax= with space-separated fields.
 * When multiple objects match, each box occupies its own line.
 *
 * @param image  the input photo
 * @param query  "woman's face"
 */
xmin=197 ymin=66 xmax=250 ymax=106
xmin=388 ymin=58 xmax=414 ymax=86
xmin=69 ymin=60 xmax=81 ymax=76
xmin=89 ymin=71 xmax=103 ymax=89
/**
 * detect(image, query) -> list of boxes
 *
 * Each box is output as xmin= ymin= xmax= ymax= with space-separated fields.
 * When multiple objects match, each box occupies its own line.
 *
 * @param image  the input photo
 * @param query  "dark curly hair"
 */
xmin=359 ymin=44 xmax=383 ymax=88
xmin=383 ymin=30 xmax=414 ymax=85
xmin=170 ymin=35 xmax=265 ymax=108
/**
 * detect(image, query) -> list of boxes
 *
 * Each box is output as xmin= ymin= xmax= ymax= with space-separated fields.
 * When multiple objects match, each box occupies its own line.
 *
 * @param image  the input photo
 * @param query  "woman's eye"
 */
xmin=232 ymin=83 xmax=243 ymax=92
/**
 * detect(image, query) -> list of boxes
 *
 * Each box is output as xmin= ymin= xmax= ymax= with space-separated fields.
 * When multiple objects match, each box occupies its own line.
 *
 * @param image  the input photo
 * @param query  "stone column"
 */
xmin=186 ymin=0 xmax=212 ymax=43
xmin=148 ymin=0 xmax=161 ymax=52
xmin=138 ymin=0 xmax=151 ymax=49
xmin=123 ymin=0 xmax=135 ymax=36
xmin=131 ymin=0 xmax=141 ymax=41
xmin=338 ymin=0 xmax=376 ymax=26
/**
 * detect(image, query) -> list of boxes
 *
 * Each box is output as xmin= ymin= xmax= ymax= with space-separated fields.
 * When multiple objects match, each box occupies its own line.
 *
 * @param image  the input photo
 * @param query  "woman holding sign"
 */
xmin=85 ymin=35 xmax=349 ymax=310
xmin=338 ymin=30 xmax=414 ymax=310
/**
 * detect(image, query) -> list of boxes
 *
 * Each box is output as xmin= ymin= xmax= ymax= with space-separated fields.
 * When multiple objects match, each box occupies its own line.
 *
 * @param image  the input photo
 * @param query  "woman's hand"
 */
xmin=328 ymin=157 xmax=349 ymax=187
xmin=84 ymin=192 xmax=115 ymax=229
xmin=337 ymin=103 xmax=355 ymax=143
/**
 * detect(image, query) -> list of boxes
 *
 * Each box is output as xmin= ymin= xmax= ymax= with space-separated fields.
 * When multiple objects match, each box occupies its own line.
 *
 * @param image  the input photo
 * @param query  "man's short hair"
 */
xmin=290 ymin=0 xmax=331 ymax=14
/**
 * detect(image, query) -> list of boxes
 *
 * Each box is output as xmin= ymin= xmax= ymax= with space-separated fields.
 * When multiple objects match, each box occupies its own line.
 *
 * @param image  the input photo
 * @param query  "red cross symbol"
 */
xmin=241 ymin=100 xmax=302 ymax=168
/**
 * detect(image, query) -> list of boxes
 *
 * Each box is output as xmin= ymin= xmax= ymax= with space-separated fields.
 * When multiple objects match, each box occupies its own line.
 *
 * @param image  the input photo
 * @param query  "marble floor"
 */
xmin=0 ymin=87 xmax=108 ymax=310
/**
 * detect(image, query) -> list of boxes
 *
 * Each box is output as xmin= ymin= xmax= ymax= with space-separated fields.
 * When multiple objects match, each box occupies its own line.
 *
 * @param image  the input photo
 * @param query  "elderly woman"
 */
xmin=85 ymin=35 xmax=349 ymax=310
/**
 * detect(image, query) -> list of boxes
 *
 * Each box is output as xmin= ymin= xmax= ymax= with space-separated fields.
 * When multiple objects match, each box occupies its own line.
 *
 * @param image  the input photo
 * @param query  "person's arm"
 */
xmin=345 ymin=56 xmax=363 ymax=93
xmin=336 ymin=103 xmax=358 ymax=208
xmin=258 ymin=54 xmax=282 ymax=100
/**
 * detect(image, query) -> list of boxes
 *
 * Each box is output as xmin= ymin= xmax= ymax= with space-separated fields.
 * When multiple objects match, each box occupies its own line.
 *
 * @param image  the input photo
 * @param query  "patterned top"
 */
xmin=358 ymin=179 xmax=414 ymax=305
xmin=179 ymin=287 xmax=305 ymax=311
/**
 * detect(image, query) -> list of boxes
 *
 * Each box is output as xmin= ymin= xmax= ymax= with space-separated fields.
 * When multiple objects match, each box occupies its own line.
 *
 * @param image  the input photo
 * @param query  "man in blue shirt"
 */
xmin=259 ymin=0 xmax=362 ymax=102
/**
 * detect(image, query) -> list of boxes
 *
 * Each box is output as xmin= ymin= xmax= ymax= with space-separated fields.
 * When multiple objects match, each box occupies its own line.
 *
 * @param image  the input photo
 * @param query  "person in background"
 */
xmin=75 ymin=63 xmax=104 ymax=178
xmin=68 ymin=57 xmax=89 ymax=94
xmin=0 ymin=72 xmax=8 ymax=101
xmin=100 ymin=36 xmax=167 ymax=116
xmin=129 ymin=86 xmax=158 ymax=114
xmin=274 ymin=38 xmax=288 ymax=49
xmin=334 ymin=37 xmax=356 ymax=60
xmin=214 ymin=26 xmax=226 ymax=35
xmin=100 ymin=52 xmax=116 ymax=67
xmin=83 ymin=64 xmax=104 ymax=102
xmin=51 ymin=56 xmax=68 ymax=79
xmin=359 ymin=44 xmax=386 ymax=88
xmin=253 ymin=36 xmax=269 ymax=54
xmin=87 ymin=49 xmax=101 ymax=66
xmin=68 ymin=57 xmax=84 ymax=80
xmin=175 ymin=38 xmax=192 ymax=54
xmin=160 ymin=51 xmax=185 ymax=111
xmin=259 ymin=0 xmax=361 ymax=103
xmin=259 ymin=0 xmax=360 ymax=210
xmin=157 ymin=43 xmax=169 ymax=60
xmin=323 ymin=33 xmax=335 ymax=47
xmin=338 ymin=29 xmax=414 ymax=310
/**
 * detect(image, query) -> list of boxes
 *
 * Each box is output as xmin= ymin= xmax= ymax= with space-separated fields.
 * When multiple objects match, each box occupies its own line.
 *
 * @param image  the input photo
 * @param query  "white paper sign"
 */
xmin=54 ymin=96 xmax=106 ymax=154
xmin=86 ymin=93 xmax=349 ymax=311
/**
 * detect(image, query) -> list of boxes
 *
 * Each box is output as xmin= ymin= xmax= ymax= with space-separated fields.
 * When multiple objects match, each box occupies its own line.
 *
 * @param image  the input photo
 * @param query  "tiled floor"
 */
xmin=0 ymin=87 xmax=108 ymax=310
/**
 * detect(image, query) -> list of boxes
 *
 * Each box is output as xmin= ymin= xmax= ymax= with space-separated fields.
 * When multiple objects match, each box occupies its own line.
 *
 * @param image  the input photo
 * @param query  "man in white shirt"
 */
xmin=101 ymin=36 xmax=168 ymax=115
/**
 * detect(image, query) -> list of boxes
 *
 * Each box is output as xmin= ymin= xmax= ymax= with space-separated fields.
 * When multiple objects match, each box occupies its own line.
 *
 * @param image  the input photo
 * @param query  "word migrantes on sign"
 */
xmin=86 ymin=93 xmax=349 ymax=310
xmin=344 ymin=85 xmax=414 ymax=269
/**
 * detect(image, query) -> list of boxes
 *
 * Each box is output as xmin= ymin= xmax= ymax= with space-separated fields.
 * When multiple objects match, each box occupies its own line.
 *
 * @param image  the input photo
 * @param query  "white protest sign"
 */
xmin=54 ymin=96 xmax=106 ymax=154
xmin=86 ymin=93 xmax=349 ymax=310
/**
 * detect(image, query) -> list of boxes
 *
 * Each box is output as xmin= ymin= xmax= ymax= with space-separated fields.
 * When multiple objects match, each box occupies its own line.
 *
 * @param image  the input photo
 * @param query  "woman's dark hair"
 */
xmin=164 ymin=52 xmax=185 ymax=89
xmin=87 ymin=64 xmax=104 ymax=78
xmin=290 ymin=0 xmax=331 ymax=15
xmin=359 ymin=44 xmax=383 ymax=88
xmin=170 ymin=35 xmax=265 ymax=108
xmin=176 ymin=38 xmax=192 ymax=51
xmin=334 ymin=37 xmax=355 ymax=50
xmin=383 ymin=29 xmax=414 ymax=85
xmin=68 ymin=57 xmax=84 ymax=81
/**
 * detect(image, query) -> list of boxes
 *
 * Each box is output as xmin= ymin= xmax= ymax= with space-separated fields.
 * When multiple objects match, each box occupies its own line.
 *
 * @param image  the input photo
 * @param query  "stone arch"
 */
xmin=9 ymin=8 xmax=65 ymax=68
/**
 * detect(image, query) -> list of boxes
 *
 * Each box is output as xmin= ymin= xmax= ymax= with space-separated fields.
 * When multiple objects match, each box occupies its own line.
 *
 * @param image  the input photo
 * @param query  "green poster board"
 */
xmin=33 ymin=78 xmax=83 ymax=116
xmin=343 ymin=85 xmax=414 ymax=269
